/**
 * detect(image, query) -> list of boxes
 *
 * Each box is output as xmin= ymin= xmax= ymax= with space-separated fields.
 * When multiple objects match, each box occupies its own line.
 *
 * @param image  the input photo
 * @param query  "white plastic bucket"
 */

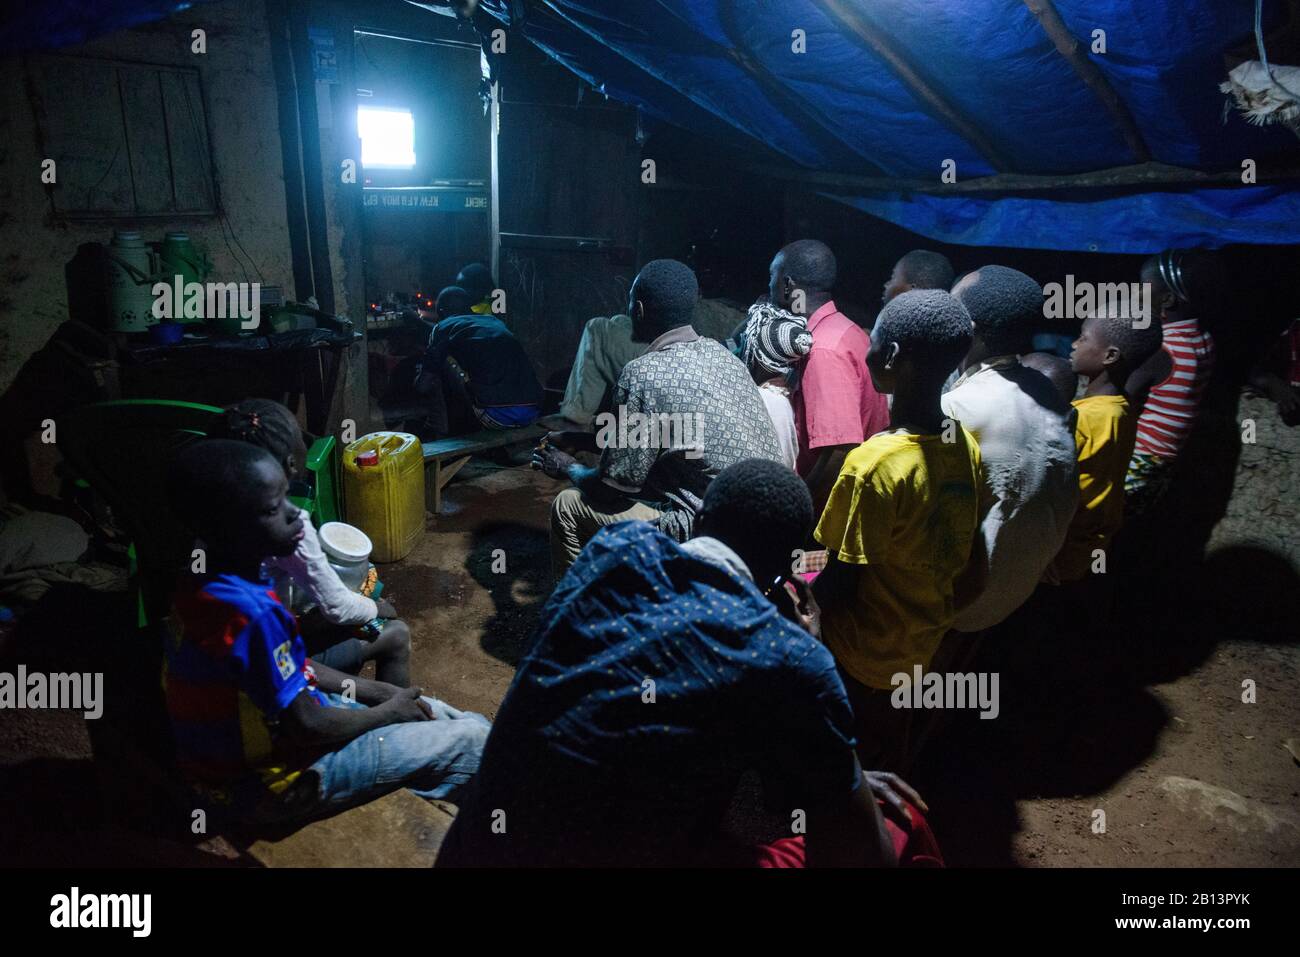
xmin=318 ymin=521 xmax=374 ymax=593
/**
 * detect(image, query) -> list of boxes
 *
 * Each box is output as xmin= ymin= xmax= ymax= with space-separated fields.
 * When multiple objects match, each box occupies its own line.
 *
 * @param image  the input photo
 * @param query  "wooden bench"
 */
xmin=422 ymin=425 xmax=545 ymax=513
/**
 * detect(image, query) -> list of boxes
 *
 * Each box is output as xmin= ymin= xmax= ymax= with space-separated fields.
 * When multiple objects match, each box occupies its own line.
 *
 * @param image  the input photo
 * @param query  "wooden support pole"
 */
xmin=746 ymin=160 xmax=1300 ymax=194
xmin=536 ymin=0 xmax=886 ymax=173
xmin=1022 ymin=0 xmax=1152 ymax=163
xmin=490 ymin=79 xmax=502 ymax=287
xmin=813 ymin=0 xmax=1015 ymax=172
xmin=715 ymin=0 xmax=888 ymax=174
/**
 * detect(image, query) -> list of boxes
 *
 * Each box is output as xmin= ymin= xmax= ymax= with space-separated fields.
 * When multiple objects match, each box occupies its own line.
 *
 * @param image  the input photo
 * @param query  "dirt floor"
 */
xmin=1 ymin=394 xmax=1296 ymax=867
xmin=918 ymin=392 xmax=1300 ymax=866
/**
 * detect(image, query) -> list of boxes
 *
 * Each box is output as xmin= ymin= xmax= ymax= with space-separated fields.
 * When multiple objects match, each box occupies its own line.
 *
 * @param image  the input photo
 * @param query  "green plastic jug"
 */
xmin=157 ymin=232 xmax=212 ymax=325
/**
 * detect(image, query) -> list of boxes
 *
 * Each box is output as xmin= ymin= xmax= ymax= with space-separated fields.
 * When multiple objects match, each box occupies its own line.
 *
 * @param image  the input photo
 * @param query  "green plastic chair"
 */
xmin=58 ymin=399 xmax=340 ymax=626
xmin=299 ymin=433 xmax=340 ymax=526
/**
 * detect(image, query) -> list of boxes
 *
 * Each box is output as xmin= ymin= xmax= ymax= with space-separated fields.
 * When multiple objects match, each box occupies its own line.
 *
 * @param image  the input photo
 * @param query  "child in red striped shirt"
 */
xmin=1125 ymin=251 xmax=1224 ymax=514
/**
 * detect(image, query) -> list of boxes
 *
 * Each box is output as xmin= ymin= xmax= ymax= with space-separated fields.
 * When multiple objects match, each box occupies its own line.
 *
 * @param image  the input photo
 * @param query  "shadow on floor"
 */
xmin=915 ymin=542 xmax=1299 ymax=866
xmin=464 ymin=520 xmax=554 ymax=666
xmin=916 ymin=346 xmax=1299 ymax=865
xmin=0 ymin=756 xmax=262 ymax=867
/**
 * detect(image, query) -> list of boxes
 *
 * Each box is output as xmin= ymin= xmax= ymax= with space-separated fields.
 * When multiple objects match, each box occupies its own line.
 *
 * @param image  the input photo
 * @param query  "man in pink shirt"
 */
xmin=769 ymin=240 xmax=890 ymax=517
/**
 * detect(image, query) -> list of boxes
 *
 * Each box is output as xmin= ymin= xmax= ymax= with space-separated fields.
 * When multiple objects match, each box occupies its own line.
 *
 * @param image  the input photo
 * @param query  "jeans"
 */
xmin=277 ymin=693 xmax=491 ymax=819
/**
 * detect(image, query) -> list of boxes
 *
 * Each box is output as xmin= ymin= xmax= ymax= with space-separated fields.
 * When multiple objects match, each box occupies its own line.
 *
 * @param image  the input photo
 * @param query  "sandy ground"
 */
xmin=1 ymin=396 xmax=1296 ymax=867
xmin=918 ymin=392 xmax=1300 ymax=866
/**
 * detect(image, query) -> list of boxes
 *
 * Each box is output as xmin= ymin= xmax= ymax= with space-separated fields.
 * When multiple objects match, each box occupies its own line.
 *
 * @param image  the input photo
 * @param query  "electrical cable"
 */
xmin=222 ymin=210 xmax=265 ymax=285
xmin=178 ymin=75 xmax=263 ymax=284
xmin=1255 ymin=0 xmax=1300 ymax=103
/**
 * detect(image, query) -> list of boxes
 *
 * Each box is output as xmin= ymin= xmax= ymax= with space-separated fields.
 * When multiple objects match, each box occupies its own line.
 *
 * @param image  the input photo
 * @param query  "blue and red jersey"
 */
xmin=163 ymin=573 xmax=330 ymax=797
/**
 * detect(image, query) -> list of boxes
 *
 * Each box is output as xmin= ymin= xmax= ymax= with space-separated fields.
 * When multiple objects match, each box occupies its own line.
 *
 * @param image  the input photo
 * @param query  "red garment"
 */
xmin=791 ymin=301 xmax=890 ymax=476
xmin=753 ymin=799 xmax=945 ymax=868
xmin=1133 ymin=317 xmax=1214 ymax=459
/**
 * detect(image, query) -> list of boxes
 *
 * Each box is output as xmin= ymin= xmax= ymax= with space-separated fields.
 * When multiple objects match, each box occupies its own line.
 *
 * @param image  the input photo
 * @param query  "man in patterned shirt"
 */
xmin=533 ymin=259 xmax=782 ymax=575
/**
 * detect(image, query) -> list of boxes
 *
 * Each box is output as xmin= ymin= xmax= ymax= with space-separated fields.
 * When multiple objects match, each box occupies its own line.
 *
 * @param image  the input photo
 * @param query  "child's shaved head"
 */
xmin=170 ymin=439 xmax=304 ymax=558
xmin=1021 ymin=351 xmax=1078 ymax=405
xmin=1070 ymin=301 xmax=1164 ymax=385
xmin=897 ymin=249 xmax=954 ymax=291
xmin=1090 ymin=304 xmax=1163 ymax=366
xmin=776 ymin=239 xmax=837 ymax=292
xmin=952 ymin=265 xmax=1043 ymax=356
xmin=883 ymin=249 xmax=954 ymax=305
xmin=435 ymin=285 xmax=475 ymax=319
xmin=171 ymin=440 xmax=274 ymax=527
xmin=874 ymin=289 xmax=973 ymax=370
xmin=698 ymin=458 xmax=813 ymax=586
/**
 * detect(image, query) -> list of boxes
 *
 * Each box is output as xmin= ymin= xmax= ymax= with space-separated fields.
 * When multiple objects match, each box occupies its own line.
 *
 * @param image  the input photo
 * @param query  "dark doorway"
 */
xmin=354 ymin=29 xmax=490 ymax=305
xmin=354 ymin=28 xmax=490 ymax=431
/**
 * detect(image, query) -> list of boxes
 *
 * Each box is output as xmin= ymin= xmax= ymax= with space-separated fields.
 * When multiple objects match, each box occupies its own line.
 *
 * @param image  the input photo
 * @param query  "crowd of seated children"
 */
xmin=455 ymin=244 xmax=1236 ymax=862
xmin=536 ymin=242 xmax=955 ymax=540
xmin=163 ymin=440 xmax=489 ymax=825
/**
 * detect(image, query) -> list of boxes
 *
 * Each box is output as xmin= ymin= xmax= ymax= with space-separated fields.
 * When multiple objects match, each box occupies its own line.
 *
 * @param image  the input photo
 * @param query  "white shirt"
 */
xmin=681 ymin=535 xmax=752 ymax=581
xmin=941 ymin=357 xmax=1078 ymax=632
xmin=758 ymin=381 xmax=799 ymax=471
xmin=265 ymin=507 xmax=378 ymax=626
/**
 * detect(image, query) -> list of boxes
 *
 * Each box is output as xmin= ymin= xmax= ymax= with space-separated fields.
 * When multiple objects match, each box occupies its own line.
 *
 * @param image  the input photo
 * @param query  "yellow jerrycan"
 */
xmin=342 ymin=432 xmax=425 ymax=562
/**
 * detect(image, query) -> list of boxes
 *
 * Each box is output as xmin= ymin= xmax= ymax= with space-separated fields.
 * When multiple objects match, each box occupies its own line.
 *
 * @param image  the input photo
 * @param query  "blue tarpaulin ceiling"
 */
xmin=0 ymin=1 xmax=218 ymax=54
xmin=469 ymin=0 xmax=1300 ymax=253
xmin=9 ymin=0 xmax=1300 ymax=252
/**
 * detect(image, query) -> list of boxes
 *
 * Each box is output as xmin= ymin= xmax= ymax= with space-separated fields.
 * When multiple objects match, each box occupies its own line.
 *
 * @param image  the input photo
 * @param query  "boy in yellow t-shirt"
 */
xmin=813 ymin=290 xmax=980 ymax=771
xmin=1048 ymin=310 xmax=1162 ymax=583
